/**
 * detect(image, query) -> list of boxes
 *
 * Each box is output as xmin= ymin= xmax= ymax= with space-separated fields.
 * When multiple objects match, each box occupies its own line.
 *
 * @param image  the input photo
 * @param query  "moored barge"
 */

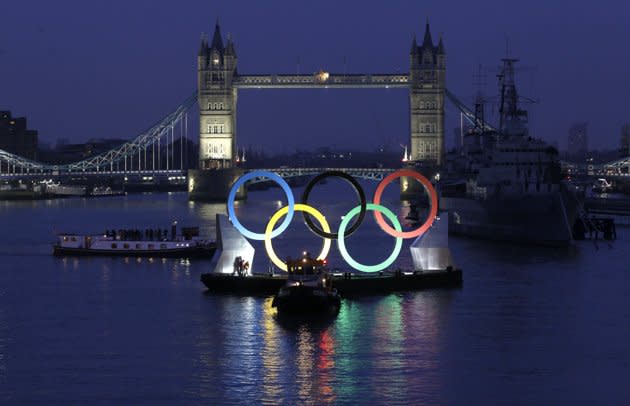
xmin=201 ymin=268 xmax=462 ymax=296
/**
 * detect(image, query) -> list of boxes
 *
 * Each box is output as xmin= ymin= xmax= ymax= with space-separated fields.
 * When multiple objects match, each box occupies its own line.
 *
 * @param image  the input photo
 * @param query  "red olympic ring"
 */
xmin=372 ymin=169 xmax=438 ymax=239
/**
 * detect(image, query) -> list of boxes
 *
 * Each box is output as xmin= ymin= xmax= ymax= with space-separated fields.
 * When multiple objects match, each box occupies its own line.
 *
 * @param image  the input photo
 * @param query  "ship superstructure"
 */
xmin=441 ymin=59 xmax=580 ymax=245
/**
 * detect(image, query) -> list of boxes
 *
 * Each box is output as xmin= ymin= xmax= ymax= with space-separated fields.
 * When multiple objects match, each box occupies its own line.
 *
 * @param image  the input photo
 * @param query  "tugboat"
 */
xmin=53 ymin=221 xmax=215 ymax=258
xmin=271 ymin=252 xmax=341 ymax=316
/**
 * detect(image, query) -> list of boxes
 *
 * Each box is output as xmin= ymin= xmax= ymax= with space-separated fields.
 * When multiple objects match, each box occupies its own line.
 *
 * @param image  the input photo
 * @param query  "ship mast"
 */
xmin=497 ymin=58 xmax=529 ymax=138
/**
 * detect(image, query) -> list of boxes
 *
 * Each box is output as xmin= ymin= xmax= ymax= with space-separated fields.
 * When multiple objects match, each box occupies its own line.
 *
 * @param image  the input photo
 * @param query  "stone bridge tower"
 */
xmin=409 ymin=22 xmax=445 ymax=165
xmin=197 ymin=22 xmax=238 ymax=169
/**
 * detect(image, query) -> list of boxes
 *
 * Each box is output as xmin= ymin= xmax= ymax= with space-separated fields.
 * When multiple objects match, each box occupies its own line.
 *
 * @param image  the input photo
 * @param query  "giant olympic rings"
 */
xmin=373 ymin=169 xmax=438 ymax=239
xmin=226 ymin=168 xmax=438 ymax=273
xmin=301 ymin=170 xmax=367 ymax=239
xmin=264 ymin=204 xmax=332 ymax=272
xmin=337 ymin=203 xmax=403 ymax=273
xmin=227 ymin=170 xmax=295 ymax=240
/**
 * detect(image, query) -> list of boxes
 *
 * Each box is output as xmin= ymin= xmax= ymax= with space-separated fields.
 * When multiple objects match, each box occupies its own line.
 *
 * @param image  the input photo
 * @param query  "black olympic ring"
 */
xmin=301 ymin=170 xmax=367 ymax=239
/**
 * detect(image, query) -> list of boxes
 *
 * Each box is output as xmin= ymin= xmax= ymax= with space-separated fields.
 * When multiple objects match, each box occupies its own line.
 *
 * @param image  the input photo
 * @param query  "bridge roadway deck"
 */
xmin=233 ymin=74 xmax=409 ymax=89
xmin=0 ymin=167 xmax=394 ymax=182
xmin=0 ymin=169 xmax=187 ymax=179
xmin=249 ymin=167 xmax=395 ymax=182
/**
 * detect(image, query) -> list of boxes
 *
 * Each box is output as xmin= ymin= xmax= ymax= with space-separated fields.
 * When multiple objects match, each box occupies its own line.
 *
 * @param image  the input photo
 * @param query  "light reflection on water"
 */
xmin=0 ymin=290 xmax=6 ymax=399
xmin=0 ymin=192 xmax=629 ymax=404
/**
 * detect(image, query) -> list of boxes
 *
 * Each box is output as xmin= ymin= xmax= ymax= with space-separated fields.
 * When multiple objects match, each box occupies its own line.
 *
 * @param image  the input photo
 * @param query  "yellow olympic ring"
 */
xmin=264 ymin=203 xmax=332 ymax=272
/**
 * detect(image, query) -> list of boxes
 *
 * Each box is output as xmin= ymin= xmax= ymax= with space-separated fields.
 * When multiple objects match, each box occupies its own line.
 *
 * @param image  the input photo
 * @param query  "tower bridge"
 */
xmin=196 ymin=21 xmax=446 ymax=174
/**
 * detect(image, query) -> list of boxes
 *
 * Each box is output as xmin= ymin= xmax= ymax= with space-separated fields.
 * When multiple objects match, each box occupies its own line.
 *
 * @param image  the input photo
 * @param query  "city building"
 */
xmin=567 ymin=122 xmax=588 ymax=160
xmin=0 ymin=111 xmax=38 ymax=160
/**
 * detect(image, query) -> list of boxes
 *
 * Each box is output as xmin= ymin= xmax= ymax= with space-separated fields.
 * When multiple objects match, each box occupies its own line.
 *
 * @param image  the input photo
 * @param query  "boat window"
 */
xmin=148 ymin=244 xmax=154 ymax=249
xmin=136 ymin=244 xmax=141 ymax=249
xmin=63 ymin=236 xmax=68 ymax=242
xmin=160 ymin=244 xmax=167 ymax=249
xmin=111 ymin=243 xmax=117 ymax=248
xmin=123 ymin=243 xmax=129 ymax=249
xmin=71 ymin=237 xmax=77 ymax=242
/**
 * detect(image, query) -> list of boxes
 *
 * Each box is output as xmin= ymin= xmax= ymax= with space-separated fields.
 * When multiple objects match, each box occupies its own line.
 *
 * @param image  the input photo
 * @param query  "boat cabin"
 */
xmin=286 ymin=252 xmax=326 ymax=276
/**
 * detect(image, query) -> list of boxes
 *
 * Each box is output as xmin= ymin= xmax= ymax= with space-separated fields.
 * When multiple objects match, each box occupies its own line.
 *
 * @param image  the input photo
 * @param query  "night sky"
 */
xmin=1 ymin=0 xmax=629 ymax=153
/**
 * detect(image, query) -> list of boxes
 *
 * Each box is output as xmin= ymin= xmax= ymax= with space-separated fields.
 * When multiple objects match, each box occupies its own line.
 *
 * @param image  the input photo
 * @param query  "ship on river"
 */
xmin=53 ymin=222 xmax=215 ymax=258
xmin=440 ymin=58 xmax=581 ymax=246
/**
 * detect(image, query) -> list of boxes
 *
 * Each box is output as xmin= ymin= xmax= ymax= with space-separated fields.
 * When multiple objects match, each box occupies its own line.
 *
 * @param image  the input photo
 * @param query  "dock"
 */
xmin=201 ymin=269 xmax=463 ymax=296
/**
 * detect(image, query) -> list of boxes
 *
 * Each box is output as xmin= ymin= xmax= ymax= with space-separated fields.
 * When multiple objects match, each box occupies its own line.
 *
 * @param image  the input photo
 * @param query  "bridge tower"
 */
xmin=409 ymin=21 xmax=446 ymax=165
xmin=198 ymin=22 xmax=238 ymax=169
xmin=190 ymin=22 xmax=245 ymax=201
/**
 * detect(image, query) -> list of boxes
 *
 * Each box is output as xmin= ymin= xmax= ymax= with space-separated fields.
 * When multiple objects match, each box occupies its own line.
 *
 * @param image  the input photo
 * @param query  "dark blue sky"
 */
xmin=1 ymin=0 xmax=629 ymax=153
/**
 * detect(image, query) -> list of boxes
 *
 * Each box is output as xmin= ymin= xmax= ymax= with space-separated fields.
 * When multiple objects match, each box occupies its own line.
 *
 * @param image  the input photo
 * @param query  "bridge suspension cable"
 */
xmin=0 ymin=92 xmax=197 ymax=177
xmin=444 ymin=89 xmax=496 ymax=132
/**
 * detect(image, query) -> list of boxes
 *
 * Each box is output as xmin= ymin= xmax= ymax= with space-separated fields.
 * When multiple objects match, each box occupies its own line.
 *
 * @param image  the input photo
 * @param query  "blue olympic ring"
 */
xmin=227 ymin=170 xmax=295 ymax=240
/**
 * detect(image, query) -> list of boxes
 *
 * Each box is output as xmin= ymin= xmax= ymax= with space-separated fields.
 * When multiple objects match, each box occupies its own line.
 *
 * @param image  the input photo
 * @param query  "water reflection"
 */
xmin=189 ymin=201 xmax=224 ymax=239
xmin=100 ymin=263 xmax=111 ymax=286
xmin=316 ymin=329 xmax=336 ymax=403
xmin=274 ymin=316 xmax=338 ymax=404
xmin=333 ymin=292 xmax=455 ymax=403
xmin=372 ymin=295 xmax=407 ymax=402
xmin=0 ymin=291 xmax=6 ymax=397
xmin=260 ymin=298 xmax=283 ymax=403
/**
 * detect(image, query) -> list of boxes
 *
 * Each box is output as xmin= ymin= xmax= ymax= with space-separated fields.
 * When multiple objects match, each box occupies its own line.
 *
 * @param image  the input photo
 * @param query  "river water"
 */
xmin=0 ymin=182 xmax=629 ymax=404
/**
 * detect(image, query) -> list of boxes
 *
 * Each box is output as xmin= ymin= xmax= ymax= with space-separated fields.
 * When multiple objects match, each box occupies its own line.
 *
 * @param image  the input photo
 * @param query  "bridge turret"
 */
xmin=198 ymin=33 xmax=208 ymax=70
xmin=410 ymin=34 xmax=418 ymax=69
xmin=224 ymin=34 xmax=237 ymax=77
xmin=210 ymin=22 xmax=224 ymax=52
xmin=420 ymin=21 xmax=435 ymax=65
xmin=422 ymin=20 xmax=433 ymax=48
xmin=437 ymin=34 xmax=445 ymax=54
xmin=408 ymin=19 xmax=445 ymax=165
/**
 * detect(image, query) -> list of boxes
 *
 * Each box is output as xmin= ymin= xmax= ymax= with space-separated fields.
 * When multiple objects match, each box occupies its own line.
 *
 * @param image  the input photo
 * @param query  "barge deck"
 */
xmin=201 ymin=269 xmax=463 ymax=296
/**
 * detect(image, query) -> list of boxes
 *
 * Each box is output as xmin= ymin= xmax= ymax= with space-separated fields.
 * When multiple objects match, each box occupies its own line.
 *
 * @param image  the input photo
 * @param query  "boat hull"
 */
xmin=272 ymin=286 xmax=341 ymax=315
xmin=440 ymin=191 xmax=580 ymax=246
xmin=200 ymin=270 xmax=463 ymax=295
xmin=53 ymin=245 xmax=215 ymax=258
